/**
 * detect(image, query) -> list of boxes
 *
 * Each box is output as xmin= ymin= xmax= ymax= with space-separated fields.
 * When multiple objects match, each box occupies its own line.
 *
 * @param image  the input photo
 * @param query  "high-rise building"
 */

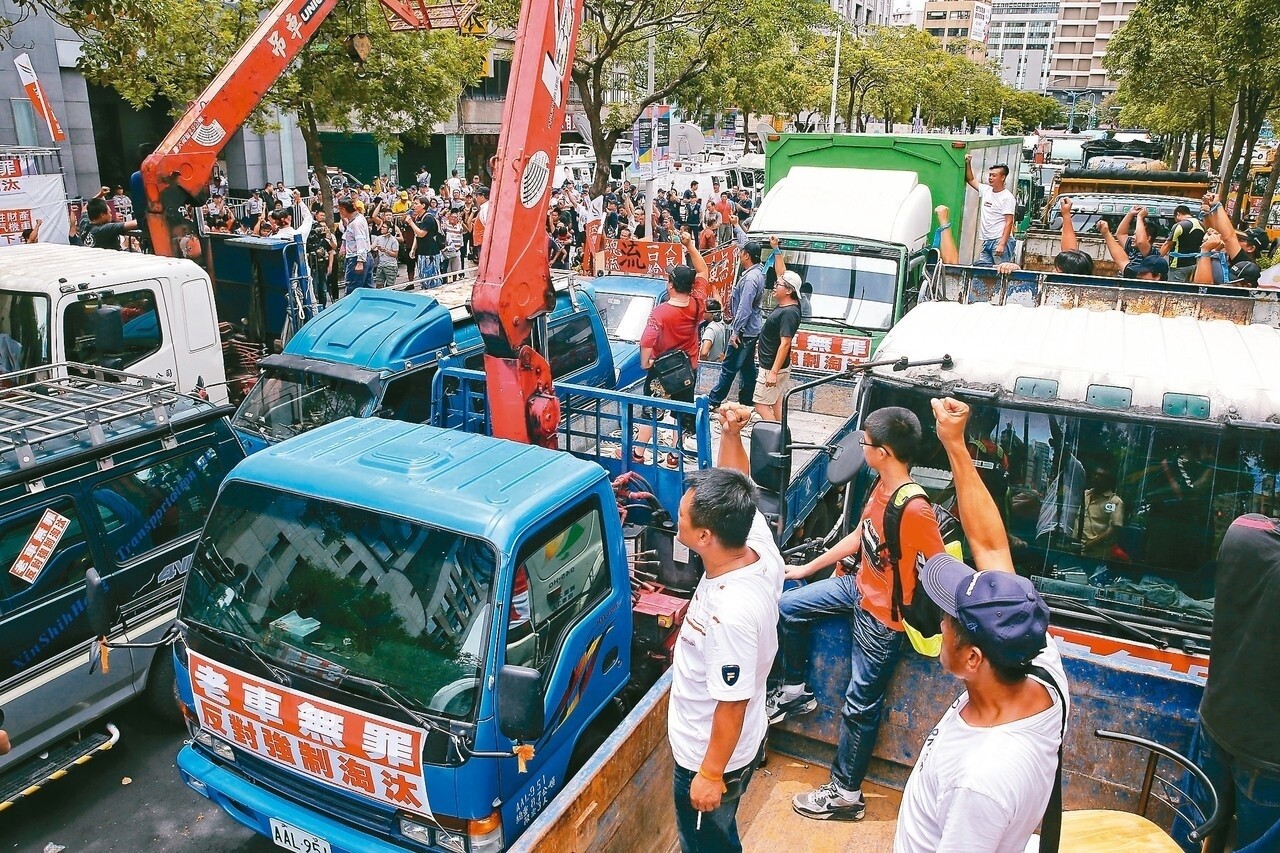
xmin=923 ymin=0 xmax=993 ymax=55
xmin=1048 ymin=0 xmax=1136 ymax=104
xmin=986 ymin=0 xmax=1059 ymax=92
xmin=890 ymin=5 xmax=925 ymax=27
xmin=832 ymin=0 xmax=894 ymax=27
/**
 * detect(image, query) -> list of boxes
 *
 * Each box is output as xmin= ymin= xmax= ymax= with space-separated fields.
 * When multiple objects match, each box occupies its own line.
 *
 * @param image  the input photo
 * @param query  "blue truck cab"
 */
xmin=231 ymin=272 xmax=619 ymax=454
xmin=172 ymin=417 xmax=633 ymax=852
xmin=587 ymin=273 xmax=670 ymax=388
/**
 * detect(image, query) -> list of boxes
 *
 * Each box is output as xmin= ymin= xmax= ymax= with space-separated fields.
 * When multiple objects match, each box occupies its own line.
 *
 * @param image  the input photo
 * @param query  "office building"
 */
xmin=1048 ymin=0 xmax=1137 ymax=103
xmin=923 ymin=0 xmax=993 ymax=55
xmin=986 ymin=0 xmax=1059 ymax=92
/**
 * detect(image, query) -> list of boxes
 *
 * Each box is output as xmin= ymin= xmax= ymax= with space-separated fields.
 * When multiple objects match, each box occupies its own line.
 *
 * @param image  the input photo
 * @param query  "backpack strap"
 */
xmin=1027 ymin=663 xmax=1068 ymax=853
xmin=883 ymin=482 xmax=929 ymax=623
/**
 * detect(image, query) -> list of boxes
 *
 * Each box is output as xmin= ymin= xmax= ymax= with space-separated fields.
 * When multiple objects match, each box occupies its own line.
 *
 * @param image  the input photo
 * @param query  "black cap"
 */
xmin=1230 ymin=260 xmax=1262 ymax=284
xmin=475 ymin=186 xmax=490 ymax=197
xmin=741 ymin=240 xmax=762 ymax=262
xmin=667 ymin=264 xmax=696 ymax=292
xmin=1241 ymin=227 xmax=1269 ymax=251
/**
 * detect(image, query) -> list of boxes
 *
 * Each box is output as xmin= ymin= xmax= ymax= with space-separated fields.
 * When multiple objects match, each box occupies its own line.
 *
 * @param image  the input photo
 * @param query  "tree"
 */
xmin=490 ymin=0 xmax=837 ymax=195
xmin=1106 ymin=0 xmax=1280 ymax=219
xmin=67 ymin=0 xmax=486 ymax=213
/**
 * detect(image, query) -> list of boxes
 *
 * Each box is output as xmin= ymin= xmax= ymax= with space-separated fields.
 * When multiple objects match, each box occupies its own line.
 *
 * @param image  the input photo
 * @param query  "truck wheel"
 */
xmin=566 ymin=710 xmax=619 ymax=780
xmin=146 ymin=650 xmax=183 ymax=726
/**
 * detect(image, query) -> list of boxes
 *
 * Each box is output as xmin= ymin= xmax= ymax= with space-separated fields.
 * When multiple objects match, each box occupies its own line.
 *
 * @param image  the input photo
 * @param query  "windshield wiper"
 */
xmin=1041 ymin=594 xmax=1168 ymax=650
xmin=184 ymin=617 xmax=292 ymax=684
xmin=339 ymin=671 xmax=463 ymax=741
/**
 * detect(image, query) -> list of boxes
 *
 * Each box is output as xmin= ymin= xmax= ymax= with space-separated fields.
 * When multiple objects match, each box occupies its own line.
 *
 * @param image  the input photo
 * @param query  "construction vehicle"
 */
xmin=229 ymin=271 xmax=625 ymax=455
xmin=74 ymin=0 xmax=867 ymax=848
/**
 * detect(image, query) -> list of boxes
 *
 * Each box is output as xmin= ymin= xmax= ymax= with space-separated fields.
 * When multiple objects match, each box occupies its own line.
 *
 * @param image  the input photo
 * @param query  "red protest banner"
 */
xmin=595 ymin=238 xmax=684 ymax=278
xmin=188 ymin=649 xmax=433 ymax=817
xmin=790 ymin=331 xmax=873 ymax=373
xmin=702 ymin=245 xmax=736 ymax=299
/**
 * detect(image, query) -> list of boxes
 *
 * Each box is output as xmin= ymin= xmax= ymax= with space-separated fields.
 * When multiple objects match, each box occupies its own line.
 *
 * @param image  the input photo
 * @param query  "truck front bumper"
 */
xmin=177 ymin=745 xmax=411 ymax=853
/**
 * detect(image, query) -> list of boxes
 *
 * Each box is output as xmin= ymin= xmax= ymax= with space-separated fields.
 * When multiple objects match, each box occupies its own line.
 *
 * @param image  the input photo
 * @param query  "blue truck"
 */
xmin=230 ymin=271 xmax=633 ymax=454
xmin=85 ymin=348 xmax=863 ymax=851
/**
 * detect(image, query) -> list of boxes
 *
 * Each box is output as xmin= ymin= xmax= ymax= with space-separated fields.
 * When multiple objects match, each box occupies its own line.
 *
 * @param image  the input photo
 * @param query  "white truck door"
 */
xmin=178 ymin=277 xmax=228 ymax=404
xmin=57 ymin=280 xmax=179 ymax=384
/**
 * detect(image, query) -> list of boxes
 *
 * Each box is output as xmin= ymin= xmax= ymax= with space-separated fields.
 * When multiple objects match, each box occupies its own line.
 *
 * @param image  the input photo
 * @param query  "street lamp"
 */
xmin=1047 ymin=73 xmax=1090 ymax=131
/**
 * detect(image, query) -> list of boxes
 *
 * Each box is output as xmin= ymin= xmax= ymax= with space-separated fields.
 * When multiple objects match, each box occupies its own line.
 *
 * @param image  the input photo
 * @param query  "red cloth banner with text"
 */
xmin=790 ymin=331 xmax=873 ymax=372
xmin=188 ymin=649 xmax=434 ymax=817
xmin=595 ymin=238 xmax=684 ymax=278
xmin=0 ymin=173 xmax=71 ymax=246
xmin=13 ymin=54 xmax=65 ymax=143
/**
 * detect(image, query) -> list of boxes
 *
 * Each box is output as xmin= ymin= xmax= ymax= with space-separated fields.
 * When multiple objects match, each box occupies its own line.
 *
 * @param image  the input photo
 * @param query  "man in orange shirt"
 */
xmin=769 ymin=406 xmax=944 ymax=821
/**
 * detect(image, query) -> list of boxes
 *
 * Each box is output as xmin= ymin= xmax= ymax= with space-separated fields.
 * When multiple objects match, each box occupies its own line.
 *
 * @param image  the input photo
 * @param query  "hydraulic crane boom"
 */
xmin=137 ymin=0 xmax=583 ymax=445
xmin=472 ymin=0 xmax=583 ymax=447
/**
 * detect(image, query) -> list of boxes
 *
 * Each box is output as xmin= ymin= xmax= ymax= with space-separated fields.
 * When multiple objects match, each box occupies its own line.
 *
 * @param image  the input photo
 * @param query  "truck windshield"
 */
xmin=785 ymin=250 xmax=897 ymax=330
xmin=181 ymin=482 xmax=496 ymax=720
xmin=863 ymin=380 xmax=1280 ymax=644
xmin=595 ymin=290 xmax=656 ymax=343
xmin=0 ymin=290 xmax=50 ymax=372
xmin=234 ymin=366 xmax=373 ymax=440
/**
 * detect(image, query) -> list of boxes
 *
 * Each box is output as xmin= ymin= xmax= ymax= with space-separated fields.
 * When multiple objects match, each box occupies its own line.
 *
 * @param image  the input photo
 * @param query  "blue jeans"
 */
xmin=707 ymin=336 xmax=758 ymax=407
xmin=977 ymin=238 xmax=1015 ymax=266
xmin=673 ymin=752 xmax=760 ymax=853
xmin=1190 ymin=721 xmax=1280 ymax=852
xmin=778 ymin=573 xmax=903 ymax=792
xmin=416 ymin=253 xmax=439 ymax=283
xmin=343 ymin=255 xmax=372 ymax=295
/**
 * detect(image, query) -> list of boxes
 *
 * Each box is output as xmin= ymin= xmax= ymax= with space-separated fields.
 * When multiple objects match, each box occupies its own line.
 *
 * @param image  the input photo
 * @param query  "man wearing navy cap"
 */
xmin=895 ymin=398 xmax=1071 ymax=853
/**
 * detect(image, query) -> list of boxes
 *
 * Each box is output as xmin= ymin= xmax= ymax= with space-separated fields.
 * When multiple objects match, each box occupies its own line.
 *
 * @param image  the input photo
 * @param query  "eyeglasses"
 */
xmin=858 ymin=439 xmax=881 ymax=450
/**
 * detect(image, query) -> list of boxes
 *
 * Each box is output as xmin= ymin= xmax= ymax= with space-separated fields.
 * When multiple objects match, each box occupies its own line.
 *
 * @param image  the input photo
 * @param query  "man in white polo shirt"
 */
xmin=669 ymin=402 xmax=784 ymax=852
xmin=966 ymin=155 xmax=1017 ymax=267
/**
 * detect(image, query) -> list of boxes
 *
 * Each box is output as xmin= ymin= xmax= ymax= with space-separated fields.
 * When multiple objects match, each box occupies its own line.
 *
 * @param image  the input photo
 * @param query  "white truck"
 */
xmin=0 ymin=244 xmax=229 ymax=403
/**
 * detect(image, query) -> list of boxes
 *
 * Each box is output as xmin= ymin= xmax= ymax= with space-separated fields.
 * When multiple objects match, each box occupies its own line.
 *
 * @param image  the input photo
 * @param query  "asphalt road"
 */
xmin=6 ymin=698 xmax=276 ymax=853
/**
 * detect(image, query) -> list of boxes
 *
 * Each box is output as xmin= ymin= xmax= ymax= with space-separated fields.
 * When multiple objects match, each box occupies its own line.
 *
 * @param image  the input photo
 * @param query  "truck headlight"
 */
xmin=192 ymin=729 xmax=236 ymax=763
xmin=397 ymin=817 xmax=432 ymax=845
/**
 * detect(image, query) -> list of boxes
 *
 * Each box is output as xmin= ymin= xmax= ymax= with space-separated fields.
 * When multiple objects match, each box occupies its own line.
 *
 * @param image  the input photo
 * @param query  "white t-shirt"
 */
xmin=895 ymin=642 xmax=1070 ymax=853
xmin=978 ymin=184 xmax=1017 ymax=242
xmin=668 ymin=512 xmax=784 ymax=773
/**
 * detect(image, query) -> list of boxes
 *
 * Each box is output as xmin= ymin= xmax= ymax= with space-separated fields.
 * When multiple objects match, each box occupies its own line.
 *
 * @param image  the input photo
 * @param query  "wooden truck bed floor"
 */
xmin=683 ymin=751 xmax=902 ymax=853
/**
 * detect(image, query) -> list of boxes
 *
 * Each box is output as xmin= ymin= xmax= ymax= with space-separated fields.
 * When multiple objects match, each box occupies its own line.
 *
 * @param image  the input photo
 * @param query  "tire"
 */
xmin=146 ymin=649 xmax=184 ymax=726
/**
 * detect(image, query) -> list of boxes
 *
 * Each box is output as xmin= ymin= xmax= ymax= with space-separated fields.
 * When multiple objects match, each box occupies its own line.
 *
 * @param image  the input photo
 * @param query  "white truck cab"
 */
xmin=0 ymin=244 xmax=228 ymax=403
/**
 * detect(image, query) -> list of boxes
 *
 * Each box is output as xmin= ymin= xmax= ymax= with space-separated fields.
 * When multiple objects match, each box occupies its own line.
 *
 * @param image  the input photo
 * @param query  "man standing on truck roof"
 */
xmin=706 ymin=228 xmax=767 ymax=411
xmin=670 ymin=401 xmax=784 ymax=852
xmin=936 ymin=200 xmax=1094 ymax=276
xmin=966 ymin=156 xmax=1017 ymax=267
xmin=774 ymin=407 xmax=946 ymax=821
xmin=1161 ymin=204 xmax=1205 ymax=282
xmin=81 ymin=197 xmax=139 ymax=251
xmin=896 ymin=398 xmax=1068 ymax=853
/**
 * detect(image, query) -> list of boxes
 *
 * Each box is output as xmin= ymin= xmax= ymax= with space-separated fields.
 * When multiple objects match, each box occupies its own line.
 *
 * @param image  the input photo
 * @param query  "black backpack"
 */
xmin=879 ymin=482 xmax=965 ymax=657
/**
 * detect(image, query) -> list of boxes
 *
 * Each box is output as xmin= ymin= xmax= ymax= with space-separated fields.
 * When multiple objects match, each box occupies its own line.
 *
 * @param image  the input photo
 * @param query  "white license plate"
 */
xmin=269 ymin=818 xmax=332 ymax=853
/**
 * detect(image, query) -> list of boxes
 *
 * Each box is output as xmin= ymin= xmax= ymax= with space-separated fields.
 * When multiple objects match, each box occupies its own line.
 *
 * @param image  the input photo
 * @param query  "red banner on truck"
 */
xmin=790 ymin=331 xmax=872 ymax=372
xmin=188 ymin=649 xmax=433 ymax=817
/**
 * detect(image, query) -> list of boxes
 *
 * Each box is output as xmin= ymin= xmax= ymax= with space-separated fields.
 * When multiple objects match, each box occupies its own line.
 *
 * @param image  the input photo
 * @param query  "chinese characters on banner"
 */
xmin=188 ymin=650 xmax=433 ymax=818
xmin=9 ymin=509 xmax=71 ymax=583
xmin=594 ymin=238 xmax=684 ymax=277
xmin=0 ymin=173 xmax=71 ymax=245
xmin=790 ymin=331 xmax=872 ymax=373
xmin=702 ymin=245 xmax=737 ymax=299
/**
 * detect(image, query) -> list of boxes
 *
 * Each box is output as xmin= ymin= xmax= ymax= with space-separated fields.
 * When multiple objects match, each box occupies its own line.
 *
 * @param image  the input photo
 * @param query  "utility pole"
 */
xmin=828 ymin=26 xmax=842 ymax=133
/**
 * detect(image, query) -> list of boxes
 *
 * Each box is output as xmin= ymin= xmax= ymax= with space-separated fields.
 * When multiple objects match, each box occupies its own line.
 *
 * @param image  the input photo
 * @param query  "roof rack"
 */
xmin=0 ymin=363 xmax=185 ymax=472
xmin=928 ymin=265 xmax=1280 ymax=327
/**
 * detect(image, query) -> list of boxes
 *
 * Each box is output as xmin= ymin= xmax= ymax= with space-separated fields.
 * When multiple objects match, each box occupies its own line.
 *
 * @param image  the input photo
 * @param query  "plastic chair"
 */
xmin=1058 ymin=729 xmax=1224 ymax=852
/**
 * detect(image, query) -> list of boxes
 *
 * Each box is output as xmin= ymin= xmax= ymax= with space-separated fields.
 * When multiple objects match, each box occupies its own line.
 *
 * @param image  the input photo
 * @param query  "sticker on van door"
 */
xmin=9 ymin=509 xmax=71 ymax=583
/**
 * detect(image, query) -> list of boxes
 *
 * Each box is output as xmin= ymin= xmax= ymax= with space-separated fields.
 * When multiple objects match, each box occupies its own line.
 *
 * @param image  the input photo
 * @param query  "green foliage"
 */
xmin=68 ymin=0 xmax=486 ymax=161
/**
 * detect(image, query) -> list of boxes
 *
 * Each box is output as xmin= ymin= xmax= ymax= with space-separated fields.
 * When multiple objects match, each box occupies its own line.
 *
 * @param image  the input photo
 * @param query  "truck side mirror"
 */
xmin=496 ymin=664 xmax=544 ymax=742
xmin=826 ymin=433 xmax=867 ymax=486
xmin=85 ymin=567 xmax=116 ymax=638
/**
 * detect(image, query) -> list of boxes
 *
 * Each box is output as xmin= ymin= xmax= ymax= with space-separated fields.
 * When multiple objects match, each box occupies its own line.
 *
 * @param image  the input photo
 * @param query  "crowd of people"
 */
xmin=948 ymin=154 xmax=1269 ymax=287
